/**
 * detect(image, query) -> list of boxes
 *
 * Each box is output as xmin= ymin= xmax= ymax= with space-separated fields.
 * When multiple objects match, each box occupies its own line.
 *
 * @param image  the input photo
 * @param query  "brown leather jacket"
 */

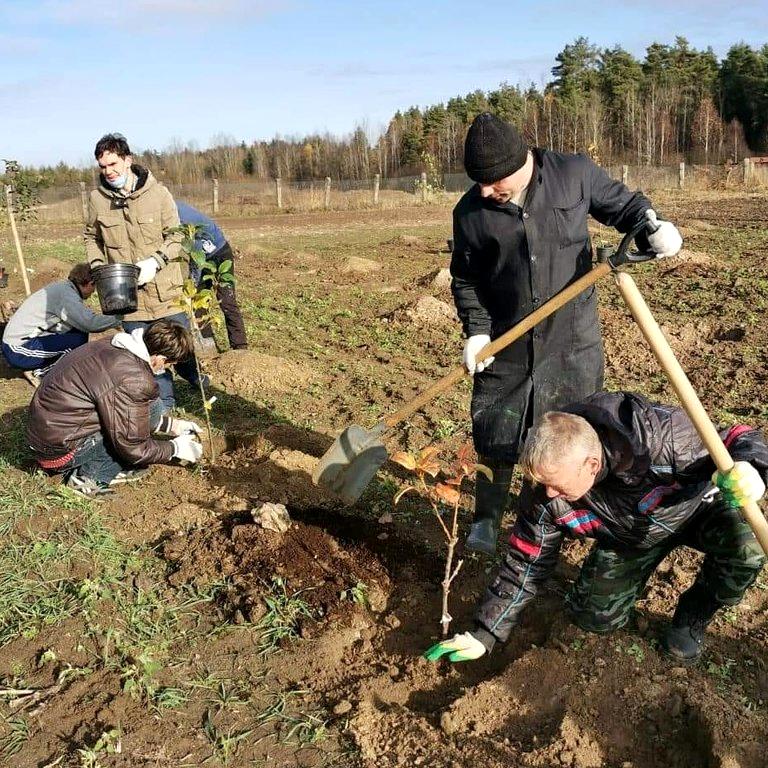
xmin=27 ymin=337 xmax=175 ymax=465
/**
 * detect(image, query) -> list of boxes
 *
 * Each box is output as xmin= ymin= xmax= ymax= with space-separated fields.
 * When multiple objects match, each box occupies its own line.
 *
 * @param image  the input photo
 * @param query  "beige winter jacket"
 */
xmin=84 ymin=165 xmax=185 ymax=321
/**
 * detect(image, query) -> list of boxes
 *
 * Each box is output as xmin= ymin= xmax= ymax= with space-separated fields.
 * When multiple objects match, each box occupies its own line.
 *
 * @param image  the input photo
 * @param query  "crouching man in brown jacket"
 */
xmin=27 ymin=320 xmax=203 ymax=497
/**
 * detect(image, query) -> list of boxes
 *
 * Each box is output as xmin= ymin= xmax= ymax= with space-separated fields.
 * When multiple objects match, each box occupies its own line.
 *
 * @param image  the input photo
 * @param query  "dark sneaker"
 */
xmin=465 ymin=518 xmax=498 ymax=556
xmin=65 ymin=472 xmax=112 ymax=498
xmin=109 ymin=469 xmax=150 ymax=486
xmin=663 ymin=584 xmax=722 ymax=663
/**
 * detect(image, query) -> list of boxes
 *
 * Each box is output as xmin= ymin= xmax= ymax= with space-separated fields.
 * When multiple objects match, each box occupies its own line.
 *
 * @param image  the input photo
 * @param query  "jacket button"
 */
xmin=533 ymin=296 xmax=540 ymax=304
xmin=523 ymin=212 xmax=530 ymax=219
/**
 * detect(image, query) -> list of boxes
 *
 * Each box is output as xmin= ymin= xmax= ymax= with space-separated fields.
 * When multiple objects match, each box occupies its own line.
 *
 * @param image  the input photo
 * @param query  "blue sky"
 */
xmin=1 ymin=0 xmax=766 ymax=167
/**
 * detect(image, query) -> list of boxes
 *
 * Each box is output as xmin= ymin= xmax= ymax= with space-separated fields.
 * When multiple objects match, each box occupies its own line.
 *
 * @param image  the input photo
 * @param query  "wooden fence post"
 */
xmin=743 ymin=158 xmax=752 ymax=184
xmin=324 ymin=177 xmax=331 ymax=209
xmin=678 ymin=162 xmax=685 ymax=189
xmin=79 ymin=181 xmax=88 ymax=223
xmin=276 ymin=177 xmax=282 ymax=209
xmin=373 ymin=173 xmax=380 ymax=205
xmin=5 ymin=186 xmax=31 ymax=297
xmin=420 ymin=171 xmax=427 ymax=202
xmin=212 ymin=178 xmax=219 ymax=214
xmin=622 ymin=165 xmax=628 ymax=185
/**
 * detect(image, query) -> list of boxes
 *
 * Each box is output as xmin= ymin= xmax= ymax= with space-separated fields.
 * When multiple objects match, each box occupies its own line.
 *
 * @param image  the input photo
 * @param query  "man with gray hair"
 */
xmin=426 ymin=391 xmax=767 ymax=663
xmin=1 ymin=263 xmax=120 ymax=385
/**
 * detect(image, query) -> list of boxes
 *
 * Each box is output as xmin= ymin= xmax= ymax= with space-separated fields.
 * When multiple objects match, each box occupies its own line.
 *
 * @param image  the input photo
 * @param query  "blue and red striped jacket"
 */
xmin=475 ymin=391 xmax=768 ymax=646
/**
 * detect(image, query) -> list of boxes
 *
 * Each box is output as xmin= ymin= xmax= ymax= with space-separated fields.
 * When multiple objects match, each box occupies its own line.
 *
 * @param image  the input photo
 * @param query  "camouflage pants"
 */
xmin=565 ymin=500 xmax=767 ymax=633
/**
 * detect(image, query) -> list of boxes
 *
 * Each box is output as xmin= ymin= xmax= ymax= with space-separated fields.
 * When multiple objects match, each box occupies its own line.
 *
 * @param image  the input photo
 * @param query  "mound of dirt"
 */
xmin=164 ymin=517 xmax=391 ymax=633
xmin=387 ymin=295 xmax=457 ymax=328
xmin=29 ymin=256 xmax=72 ymax=291
xmin=342 ymin=256 xmax=381 ymax=273
xmin=207 ymin=350 xmax=318 ymax=399
xmin=417 ymin=267 xmax=452 ymax=294
xmin=386 ymin=234 xmax=424 ymax=247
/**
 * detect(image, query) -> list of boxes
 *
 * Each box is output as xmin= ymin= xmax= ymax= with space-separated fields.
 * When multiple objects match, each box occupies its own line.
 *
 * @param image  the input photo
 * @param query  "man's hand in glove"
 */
xmin=645 ymin=210 xmax=683 ymax=257
xmin=136 ymin=257 xmax=159 ymax=286
xmin=714 ymin=461 xmax=766 ymax=507
xmin=424 ymin=631 xmax=486 ymax=662
xmin=171 ymin=434 xmax=203 ymax=465
xmin=169 ymin=418 xmax=202 ymax=438
xmin=463 ymin=335 xmax=495 ymax=375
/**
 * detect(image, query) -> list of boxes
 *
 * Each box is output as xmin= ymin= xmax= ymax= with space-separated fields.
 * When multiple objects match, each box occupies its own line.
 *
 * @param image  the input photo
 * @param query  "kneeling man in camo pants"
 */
xmin=426 ymin=391 xmax=767 ymax=663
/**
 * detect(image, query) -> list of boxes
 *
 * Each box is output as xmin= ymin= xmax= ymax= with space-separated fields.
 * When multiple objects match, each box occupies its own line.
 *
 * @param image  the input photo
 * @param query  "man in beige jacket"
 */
xmin=84 ymin=133 xmax=201 ymax=410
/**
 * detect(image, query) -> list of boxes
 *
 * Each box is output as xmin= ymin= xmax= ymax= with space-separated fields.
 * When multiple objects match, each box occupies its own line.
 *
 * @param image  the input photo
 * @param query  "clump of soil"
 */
xmin=417 ymin=267 xmax=452 ymax=294
xmin=387 ymin=295 xmax=457 ymax=328
xmin=164 ymin=516 xmax=391 ymax=631
xmin=342 ymin=256 xmax=381 ymax=273
xmin=207 ymin=350 xmax=318 ymax=399
xmin=386 ymin=234 xmax=424 ymax=247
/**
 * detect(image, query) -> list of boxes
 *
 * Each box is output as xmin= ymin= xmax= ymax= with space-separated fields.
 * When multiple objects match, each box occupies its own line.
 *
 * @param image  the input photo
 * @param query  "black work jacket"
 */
xmin=475 ymin=391 xmax=768 ymax=645
xmin=451 ymin=149 xmax=652 ymax=460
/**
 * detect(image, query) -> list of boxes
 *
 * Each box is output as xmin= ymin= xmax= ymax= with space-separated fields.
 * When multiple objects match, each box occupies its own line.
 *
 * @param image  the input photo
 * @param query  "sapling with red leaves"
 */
xmin=392 ymin=444 xmax=492 ymax=637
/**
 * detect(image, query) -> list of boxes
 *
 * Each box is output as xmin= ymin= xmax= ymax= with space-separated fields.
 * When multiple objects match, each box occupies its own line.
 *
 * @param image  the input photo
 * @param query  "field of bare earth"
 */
xmin=0 ymin=190 xmax=767 ymax=767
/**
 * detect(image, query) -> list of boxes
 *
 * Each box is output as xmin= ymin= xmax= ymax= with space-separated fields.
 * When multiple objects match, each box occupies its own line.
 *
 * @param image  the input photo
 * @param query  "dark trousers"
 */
xmin=60 ymin=399 xmax=165 ymax=484
xmin=2 ymin=330 xmax=88 ymax=376
xmin=566 ymin=499 xmax=767 ymax=633
xmin=122 ymin=312 xmax=201 ymax=411
xmin=192 ymin=242 xmax=248 ymax=350
xmin=200 ymin=283 xmax=248 ymax=349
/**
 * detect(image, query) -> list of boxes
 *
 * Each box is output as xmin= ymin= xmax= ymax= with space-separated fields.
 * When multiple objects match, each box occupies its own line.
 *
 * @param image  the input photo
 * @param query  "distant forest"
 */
xmin=19 ymin=37 xmax=768 ymax=184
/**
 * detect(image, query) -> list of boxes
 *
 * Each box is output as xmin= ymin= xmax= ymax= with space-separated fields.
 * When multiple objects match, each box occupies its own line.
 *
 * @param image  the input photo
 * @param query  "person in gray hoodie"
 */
xmin=1 ymin=263 xmax=120 ymax=384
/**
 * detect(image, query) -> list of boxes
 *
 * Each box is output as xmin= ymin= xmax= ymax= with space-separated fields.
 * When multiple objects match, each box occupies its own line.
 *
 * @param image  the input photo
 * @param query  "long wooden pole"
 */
xmin=614 ymin=271 xmax=768 ymax=556
xmin=5 ymin=185 xmax=30 ymax=297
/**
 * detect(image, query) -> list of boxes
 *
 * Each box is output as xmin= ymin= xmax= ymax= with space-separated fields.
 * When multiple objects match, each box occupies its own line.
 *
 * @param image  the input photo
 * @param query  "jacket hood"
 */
xmin=565 ymin=392 xmax=662 ymax=485
xmin=98 ymin=164 xmax=152 ymax=196
xmin=111 ymin=328 xmax=151 ymax=365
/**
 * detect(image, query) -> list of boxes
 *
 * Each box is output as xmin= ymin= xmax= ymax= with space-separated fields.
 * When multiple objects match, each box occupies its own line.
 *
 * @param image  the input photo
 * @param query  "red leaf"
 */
xmin=433 ymin=482 xmax=461 ymax=506
xmin=391 ymin=452 xmax=417 ymax=471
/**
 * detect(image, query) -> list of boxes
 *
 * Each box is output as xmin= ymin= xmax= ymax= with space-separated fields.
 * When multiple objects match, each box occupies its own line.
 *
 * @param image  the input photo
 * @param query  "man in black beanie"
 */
xmin=451 ymin=112 xmax=683 ymax=555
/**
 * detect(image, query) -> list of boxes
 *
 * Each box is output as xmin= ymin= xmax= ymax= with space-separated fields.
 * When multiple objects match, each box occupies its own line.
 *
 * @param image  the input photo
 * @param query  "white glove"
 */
xmin=463 ymin=334 xmax=494 ymax=375
xmin=171 ymin=434 xmax=203 ymax=465
xmin=169 ymin=418 xmax=203 ymax=438
xmin=713 ymin=461 xmax=766 ymax=507
xmin=645 ymin=210 xmax=683 ymax=257
xmin=136 ymin=257 xmax=159 ymax=286
xmin=424 ymin=631 xmax=487 ymax=662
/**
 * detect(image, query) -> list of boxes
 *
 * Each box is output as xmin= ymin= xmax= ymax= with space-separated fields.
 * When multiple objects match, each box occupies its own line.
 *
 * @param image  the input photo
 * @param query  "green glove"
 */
xmin=424 ymin=631 xmax=486 ymax=662
xmin=713 ymin=461 xmax=766 ymax=508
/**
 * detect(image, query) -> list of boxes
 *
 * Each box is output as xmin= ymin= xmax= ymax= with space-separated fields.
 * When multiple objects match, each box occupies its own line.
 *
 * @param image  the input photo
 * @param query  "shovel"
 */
xmin=614 ymin=271 xmax=768 ymax=556
xmin=314 ymin=220 xmax=657 ymax=504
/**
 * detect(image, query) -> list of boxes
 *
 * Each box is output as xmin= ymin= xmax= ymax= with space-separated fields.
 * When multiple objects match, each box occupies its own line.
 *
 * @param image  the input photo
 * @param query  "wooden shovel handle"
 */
xmin=614 ymin=271 xmax=768 ymax=556
xmin=383 ymin=262 xmax=612 ymax=429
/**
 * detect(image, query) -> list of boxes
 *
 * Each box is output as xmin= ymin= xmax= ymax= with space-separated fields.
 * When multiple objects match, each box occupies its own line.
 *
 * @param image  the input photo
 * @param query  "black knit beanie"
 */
xmin=463 ymin=112 xmax=528 ymax=183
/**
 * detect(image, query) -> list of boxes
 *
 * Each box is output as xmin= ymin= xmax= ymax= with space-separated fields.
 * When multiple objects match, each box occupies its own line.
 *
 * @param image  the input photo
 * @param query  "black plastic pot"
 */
xmin=92 ymin=263 xmax=140 ymax=315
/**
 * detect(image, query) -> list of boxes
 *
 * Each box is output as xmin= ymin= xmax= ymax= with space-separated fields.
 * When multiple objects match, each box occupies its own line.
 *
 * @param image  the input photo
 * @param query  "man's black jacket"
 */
xmin=451 ymin=149 xmax=652 ymax=460
xmin=474 ymin=391 xmax=768 ymax=647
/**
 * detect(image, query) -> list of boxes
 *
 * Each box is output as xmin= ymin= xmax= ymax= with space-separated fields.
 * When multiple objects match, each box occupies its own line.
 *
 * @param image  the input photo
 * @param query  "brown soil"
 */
xmin=207 ymin=349 xmax=320 ymax=400
xmin=2 ymin=193 xmax=768 ymax=767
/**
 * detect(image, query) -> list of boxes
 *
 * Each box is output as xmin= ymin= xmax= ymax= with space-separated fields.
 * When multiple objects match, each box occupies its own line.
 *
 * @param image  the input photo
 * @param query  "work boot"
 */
xmin=465 ymin=460 xmax=513 ymax=556
xmin=663 ymin=583 xmax=723 ymax=662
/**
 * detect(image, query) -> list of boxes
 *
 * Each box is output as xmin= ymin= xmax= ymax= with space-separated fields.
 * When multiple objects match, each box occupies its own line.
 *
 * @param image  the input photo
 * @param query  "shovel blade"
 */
xmin=313 ymin=424 xmax=388 ymax=505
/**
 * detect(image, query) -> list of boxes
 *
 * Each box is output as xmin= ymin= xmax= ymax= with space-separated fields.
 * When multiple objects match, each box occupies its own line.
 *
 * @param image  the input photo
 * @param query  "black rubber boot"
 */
xmin=465 ymin=460 xmax=513 ymax=556
xmin=663 ymin=583 xmax=723 ymax=663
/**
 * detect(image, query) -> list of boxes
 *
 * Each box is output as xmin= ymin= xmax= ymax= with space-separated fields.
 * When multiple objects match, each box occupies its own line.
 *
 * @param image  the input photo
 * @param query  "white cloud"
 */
xmin=6 ymin=0 xmax=293 ymax=28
